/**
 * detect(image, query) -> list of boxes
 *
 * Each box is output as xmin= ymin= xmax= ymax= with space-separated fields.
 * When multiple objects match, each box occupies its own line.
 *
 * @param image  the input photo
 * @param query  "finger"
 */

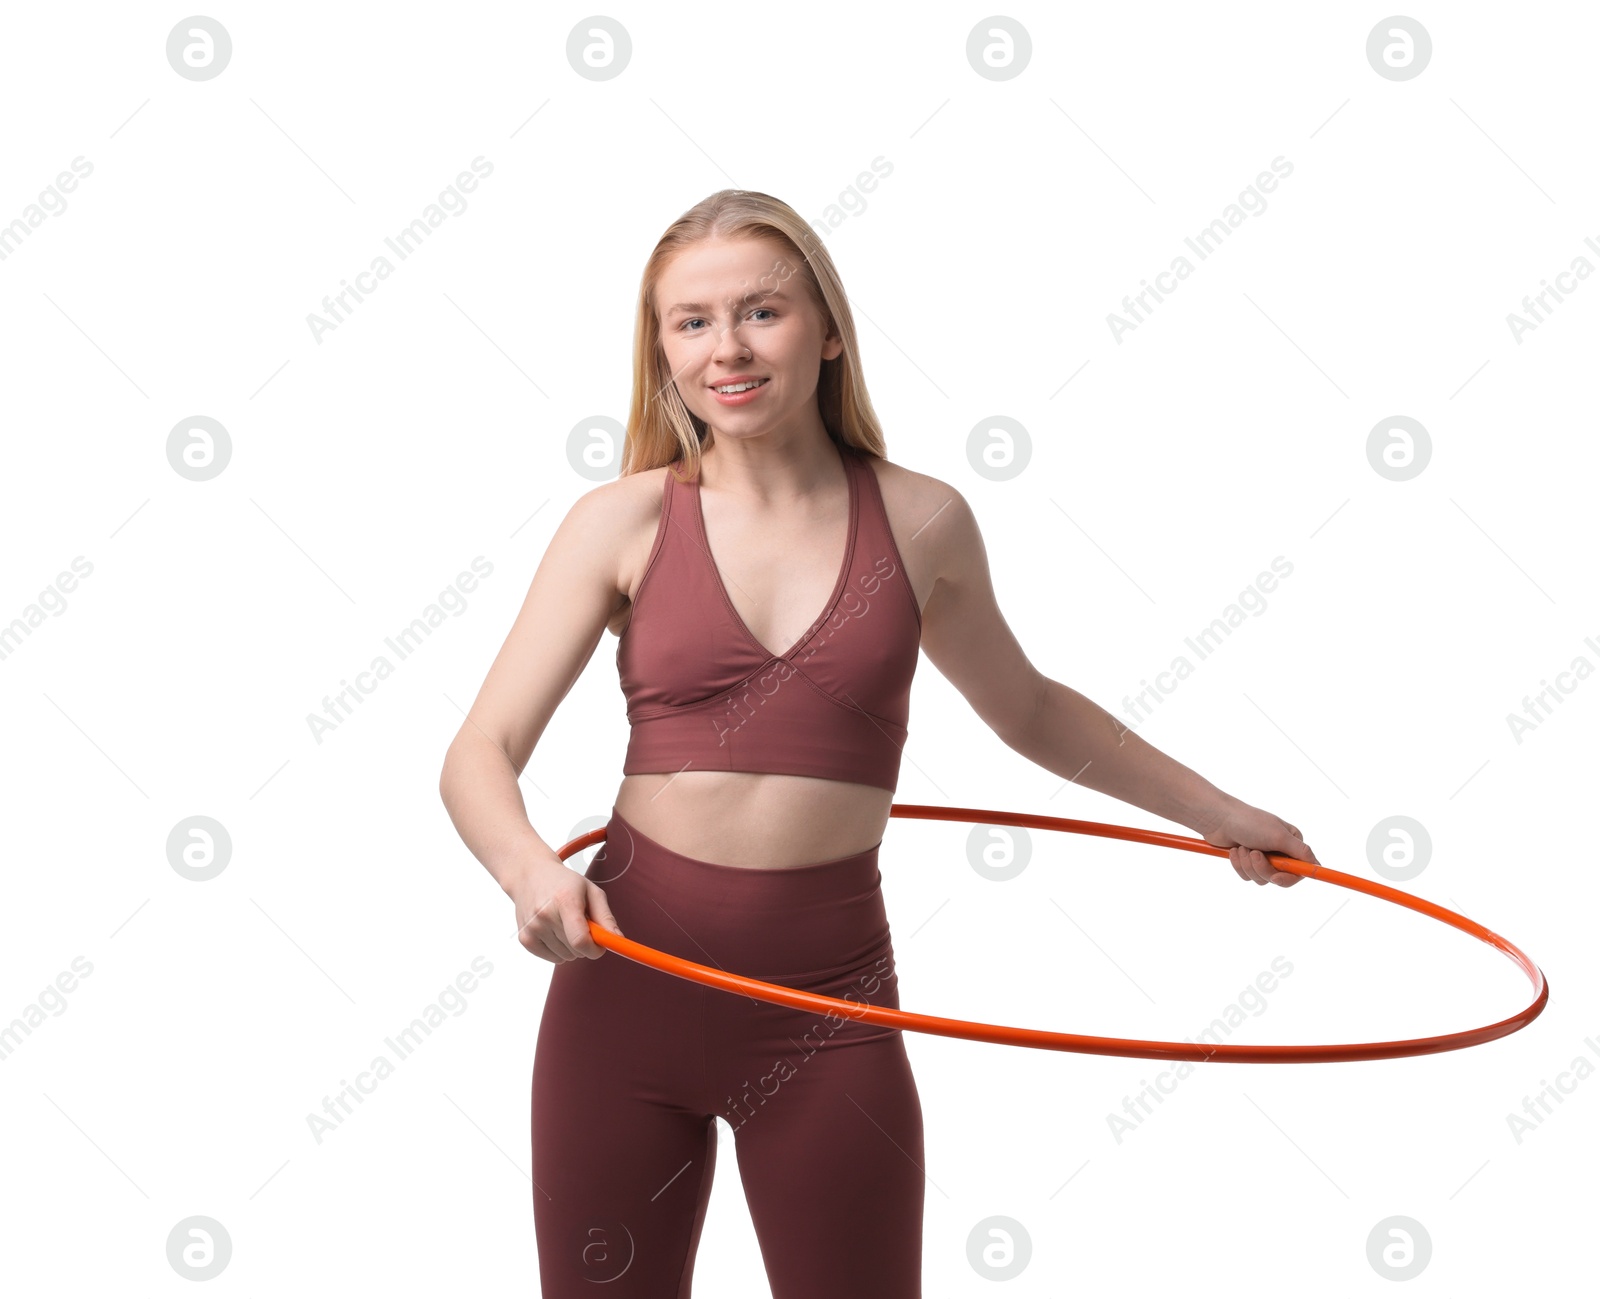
xmin=1282 ymin=829 xmax=1318 ymax=867
xmin=575 ymin=888 xmax=625 ymax=958
xmin=536 ymin=927 xmax=578 ymax=961
xmin=525 ymin=902 xmax=578 ymax=962
xmin=564 ymin=903 xmax=605 ymax=959
xmin=522 ymin=926 xmax=568 ymax=962
xmin=1264 ymin=841 xmax=1305 ymax=885
xmin=586 ymin=883 xmax=625 ymax=952
xmin=1264 ymin=839 xmax=1312 ymax=874
xmin=1269 ymin=852 xmax=1302 ymax=880
xmin=1239 ymin=848 xmax=1254 ymax=882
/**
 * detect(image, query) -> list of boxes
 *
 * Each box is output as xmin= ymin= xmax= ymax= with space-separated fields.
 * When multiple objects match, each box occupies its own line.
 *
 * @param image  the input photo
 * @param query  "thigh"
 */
xmin=727 ymin=1029 xmax=925 ymax=1299
xmin=532 ymin=955 xmax=718 ymax=1298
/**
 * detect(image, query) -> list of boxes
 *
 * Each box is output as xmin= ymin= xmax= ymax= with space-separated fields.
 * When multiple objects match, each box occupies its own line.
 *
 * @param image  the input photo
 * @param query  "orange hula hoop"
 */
xmin=556 ymin=804 xmax=1549 ymax=1064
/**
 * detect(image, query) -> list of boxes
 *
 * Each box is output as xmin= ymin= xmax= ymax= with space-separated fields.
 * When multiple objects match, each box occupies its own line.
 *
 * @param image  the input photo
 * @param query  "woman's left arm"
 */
xmin=1003 ymin=680 xmax=1319 ymax=887
xmin=914 ymin=480 xmax=1318 ymax=889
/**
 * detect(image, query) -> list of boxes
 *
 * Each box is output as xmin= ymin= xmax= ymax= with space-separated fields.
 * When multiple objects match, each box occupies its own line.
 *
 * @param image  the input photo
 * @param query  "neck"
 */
xmin=697 ymin=433 xmax=844 ymax=503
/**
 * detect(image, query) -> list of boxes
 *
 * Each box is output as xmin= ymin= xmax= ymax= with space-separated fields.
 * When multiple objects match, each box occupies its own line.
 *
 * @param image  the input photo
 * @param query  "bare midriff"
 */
xmin=612 ymin=771 xmax=894 ymax=869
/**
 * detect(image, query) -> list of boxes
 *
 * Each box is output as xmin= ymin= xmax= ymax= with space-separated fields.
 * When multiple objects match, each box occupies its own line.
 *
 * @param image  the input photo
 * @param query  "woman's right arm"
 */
xmin=438 ymin=481 xmax=634 ymax=963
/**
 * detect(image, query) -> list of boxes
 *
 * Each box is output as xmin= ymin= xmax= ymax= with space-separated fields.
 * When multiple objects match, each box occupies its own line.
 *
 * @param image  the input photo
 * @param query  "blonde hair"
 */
xmin=620 ymin=189 xmax=887 ymax=481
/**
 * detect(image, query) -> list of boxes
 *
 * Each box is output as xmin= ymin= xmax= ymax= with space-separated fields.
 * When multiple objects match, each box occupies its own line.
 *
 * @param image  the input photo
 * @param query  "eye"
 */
xmin=677 ymin=308 xmax=777 ymax=333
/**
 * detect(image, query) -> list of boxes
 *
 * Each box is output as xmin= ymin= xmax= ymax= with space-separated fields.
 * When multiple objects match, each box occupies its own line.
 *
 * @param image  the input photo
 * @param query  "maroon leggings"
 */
xmin=531 ymin=806 xmax=925 ymax=1297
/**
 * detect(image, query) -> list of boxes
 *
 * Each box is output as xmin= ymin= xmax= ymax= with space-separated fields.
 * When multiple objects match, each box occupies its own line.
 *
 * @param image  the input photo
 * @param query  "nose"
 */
xmin=710 ymin=316 xmax=750 ymax=365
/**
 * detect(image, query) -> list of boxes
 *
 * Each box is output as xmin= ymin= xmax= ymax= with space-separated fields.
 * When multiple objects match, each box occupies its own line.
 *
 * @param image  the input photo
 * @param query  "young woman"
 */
xmin=438 ymin=190 xmax=1320 ymax=1297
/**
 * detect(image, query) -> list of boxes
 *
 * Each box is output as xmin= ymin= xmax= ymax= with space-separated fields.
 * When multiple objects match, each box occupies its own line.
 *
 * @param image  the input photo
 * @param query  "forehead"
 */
xmin=657 ymin=236 xmax=805 ymax=310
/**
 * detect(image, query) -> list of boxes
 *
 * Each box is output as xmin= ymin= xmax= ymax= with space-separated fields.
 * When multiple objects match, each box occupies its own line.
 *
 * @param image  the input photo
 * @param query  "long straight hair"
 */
xmin=620 ymin=190 xmax=887 ymax=481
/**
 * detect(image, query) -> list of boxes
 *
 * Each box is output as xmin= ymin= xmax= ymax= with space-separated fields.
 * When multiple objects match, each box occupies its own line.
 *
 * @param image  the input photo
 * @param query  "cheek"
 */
xmin=659 ymin=341 xmax=696 ymax=384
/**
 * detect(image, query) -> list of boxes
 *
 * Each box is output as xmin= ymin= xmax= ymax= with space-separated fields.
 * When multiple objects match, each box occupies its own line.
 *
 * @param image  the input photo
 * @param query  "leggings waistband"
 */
xmin=584 ymin=808 xmax=891 ymax=981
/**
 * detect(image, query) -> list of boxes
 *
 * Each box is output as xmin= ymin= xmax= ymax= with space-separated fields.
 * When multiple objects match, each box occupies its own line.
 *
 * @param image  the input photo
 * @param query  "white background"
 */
xmin=1 ymin=2 xmax=1592 ymax=1294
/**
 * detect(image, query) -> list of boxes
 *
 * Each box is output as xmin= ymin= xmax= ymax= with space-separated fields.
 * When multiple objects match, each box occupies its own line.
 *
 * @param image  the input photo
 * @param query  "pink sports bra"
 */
xmin=616 ymin=440 xmax=922 ymax=792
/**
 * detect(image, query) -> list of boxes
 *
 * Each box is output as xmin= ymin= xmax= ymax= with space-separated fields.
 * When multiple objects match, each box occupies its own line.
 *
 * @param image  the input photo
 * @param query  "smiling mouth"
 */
xmin=710 ymin=378 xmax=769 ymax=394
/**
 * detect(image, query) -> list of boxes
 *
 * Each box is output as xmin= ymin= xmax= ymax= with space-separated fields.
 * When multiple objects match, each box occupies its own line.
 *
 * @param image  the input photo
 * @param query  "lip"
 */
xmin=707 ymin=375 xmax=767 ymax=389
xmin=708 ymin=375 xmax=770 ymax=406
xmin=710 ymin=375 xmax=771 ymax=406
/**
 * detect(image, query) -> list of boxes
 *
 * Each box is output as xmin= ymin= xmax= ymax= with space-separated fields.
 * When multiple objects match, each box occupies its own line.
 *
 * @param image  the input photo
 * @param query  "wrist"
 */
xmin=491 ymin=829 xmax=565 ymax=898
xmin=1185 ymin=787 xmax=1237 ymax=838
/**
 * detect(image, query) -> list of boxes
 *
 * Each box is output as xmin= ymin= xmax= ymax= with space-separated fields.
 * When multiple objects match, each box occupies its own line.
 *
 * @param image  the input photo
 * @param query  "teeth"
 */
xmin=714 ymin=379 xmax=766 ymax=393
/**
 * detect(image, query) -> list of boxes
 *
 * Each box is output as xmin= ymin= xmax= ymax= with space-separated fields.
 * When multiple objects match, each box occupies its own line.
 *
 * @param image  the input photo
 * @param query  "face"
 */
xmin=655 ymin=236 xmax=844 ymax=445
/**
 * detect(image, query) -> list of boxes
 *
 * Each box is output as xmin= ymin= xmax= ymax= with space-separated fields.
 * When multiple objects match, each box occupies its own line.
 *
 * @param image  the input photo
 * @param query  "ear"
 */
xmin=821 ymin=333 xmax=845 ymax=362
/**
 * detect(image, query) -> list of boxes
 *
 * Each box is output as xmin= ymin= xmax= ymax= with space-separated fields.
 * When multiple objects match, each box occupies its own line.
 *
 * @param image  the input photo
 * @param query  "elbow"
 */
xmin=438 ymin=735 xmax=465 ymax=808
xmin=437 ymin=750 xmax=454 ymax=809
xmin=439 ymin=725 xmax=523 ymax=806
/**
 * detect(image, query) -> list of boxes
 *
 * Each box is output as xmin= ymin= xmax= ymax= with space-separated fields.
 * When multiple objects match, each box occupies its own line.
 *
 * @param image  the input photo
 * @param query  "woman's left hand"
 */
xmin=1199 ymin=798 xmax=1320 ymax=887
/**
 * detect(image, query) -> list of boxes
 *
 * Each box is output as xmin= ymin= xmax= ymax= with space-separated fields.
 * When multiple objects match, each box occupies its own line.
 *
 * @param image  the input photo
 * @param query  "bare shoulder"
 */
xmin=862 ymin=453 xmax=977 ymax=594
xmin=600 ymin=459 xmax=673 ymax=531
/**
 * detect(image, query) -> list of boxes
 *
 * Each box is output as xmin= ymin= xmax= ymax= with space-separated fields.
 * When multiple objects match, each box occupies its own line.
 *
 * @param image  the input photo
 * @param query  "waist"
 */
xmin=613 ymin=773 xmax=891 ymax=869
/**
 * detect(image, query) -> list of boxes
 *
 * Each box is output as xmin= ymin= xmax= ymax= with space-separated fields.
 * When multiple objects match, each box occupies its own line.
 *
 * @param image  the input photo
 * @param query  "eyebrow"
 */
xmin=665 ymin=290 xmax=793 ymax=316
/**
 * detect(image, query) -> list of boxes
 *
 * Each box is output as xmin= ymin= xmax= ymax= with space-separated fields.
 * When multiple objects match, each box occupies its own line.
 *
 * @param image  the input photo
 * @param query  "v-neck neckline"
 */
xmin=688 ymin=441 xmax=858 ymax=664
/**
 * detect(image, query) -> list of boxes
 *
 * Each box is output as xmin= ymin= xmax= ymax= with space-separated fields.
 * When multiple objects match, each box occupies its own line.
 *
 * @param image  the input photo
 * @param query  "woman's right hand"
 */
xmin=510 ymin=859 xmax=625 ymax=963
